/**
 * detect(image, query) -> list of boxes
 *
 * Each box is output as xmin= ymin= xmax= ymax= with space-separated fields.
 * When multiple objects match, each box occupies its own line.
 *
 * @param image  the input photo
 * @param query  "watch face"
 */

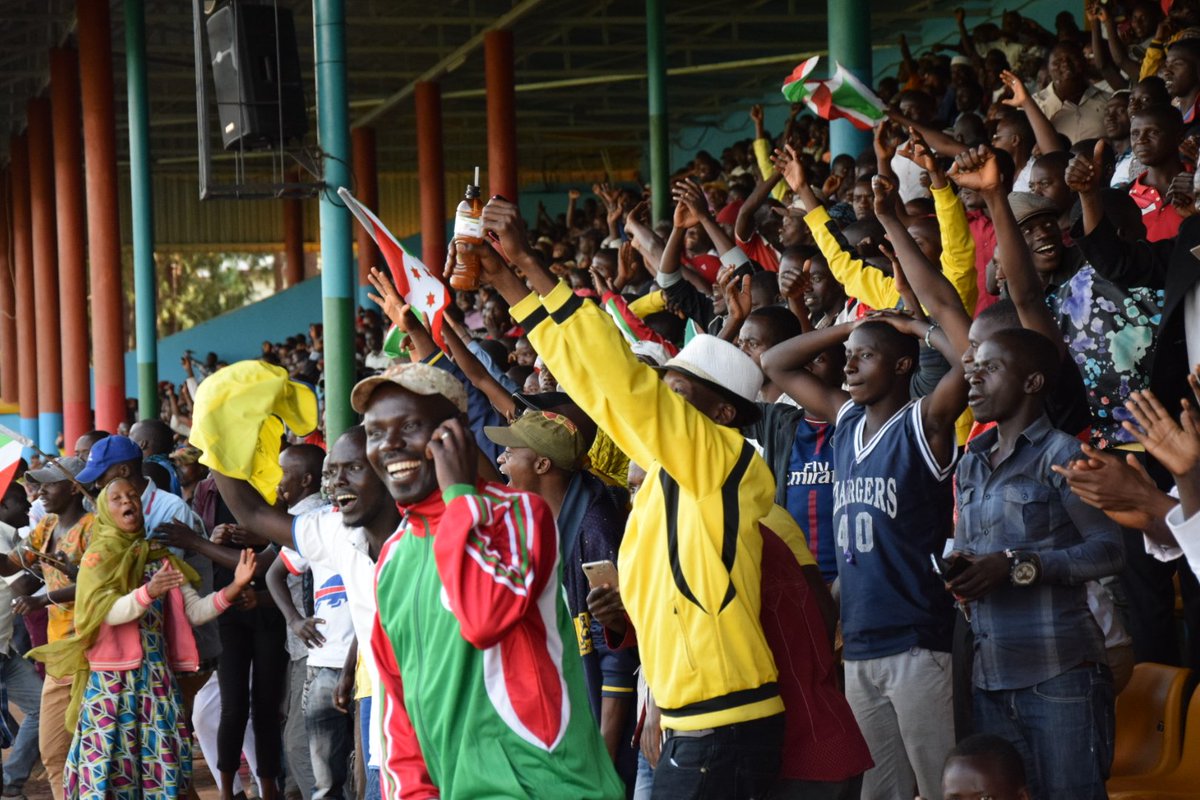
xmin=1012 ymin=560 xmax=1038 ymax=586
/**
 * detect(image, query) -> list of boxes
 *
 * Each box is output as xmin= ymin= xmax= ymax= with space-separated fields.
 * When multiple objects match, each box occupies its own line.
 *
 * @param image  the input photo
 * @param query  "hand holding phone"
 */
xmin=582 ymin=559 xmax=619 ymax=590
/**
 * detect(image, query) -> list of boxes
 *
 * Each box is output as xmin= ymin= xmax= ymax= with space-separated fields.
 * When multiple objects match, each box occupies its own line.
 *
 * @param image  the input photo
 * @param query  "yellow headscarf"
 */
xmin=28 ymin=483 xmax=198 ymax=730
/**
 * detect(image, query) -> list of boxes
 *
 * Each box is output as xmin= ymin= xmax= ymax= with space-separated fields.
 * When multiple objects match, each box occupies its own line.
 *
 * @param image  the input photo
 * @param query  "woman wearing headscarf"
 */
xmin=30 ymin=476 xmax=256 ymax=799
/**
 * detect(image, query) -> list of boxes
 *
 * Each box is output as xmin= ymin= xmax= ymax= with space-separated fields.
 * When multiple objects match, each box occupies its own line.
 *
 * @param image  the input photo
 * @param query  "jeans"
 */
xmin=767 ymin=776 xmax=864 ymax=800
xmin=304 ymin=666 xmax=354 ymax=800
xmin=973 ymin=663 xmax=1114 ymax=800
xmin=633 ymin=752 xmax=654 ymax=800
xmin=844 ymin=647 xmax=955 ymax=800
xmin=358 ymin=697 xmax=380 ymax=800
xmin=284 ymin=658 xmax=314 ymax=800
xmin=1 ymin=652 xmax=42 ymax=789
xmin=651 ymin=713 xmax=784 ymax=800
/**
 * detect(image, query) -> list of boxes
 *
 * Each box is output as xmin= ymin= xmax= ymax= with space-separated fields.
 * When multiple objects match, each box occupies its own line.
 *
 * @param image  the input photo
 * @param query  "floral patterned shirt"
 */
xmin=1047 ymin=264 xmax=1163 ymax=448
xmin=21 ymin=513 xmax=95 ymax=643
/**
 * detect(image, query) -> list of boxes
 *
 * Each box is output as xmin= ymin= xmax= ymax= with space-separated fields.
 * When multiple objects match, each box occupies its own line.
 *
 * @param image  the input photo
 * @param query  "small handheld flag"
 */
xmin=782 ymin=56 xmax=886 ymax=131
xmin=0 ymin=425 xmax=27 ymax=502
xmin=337 ymin=187 xmax=451 ymax=350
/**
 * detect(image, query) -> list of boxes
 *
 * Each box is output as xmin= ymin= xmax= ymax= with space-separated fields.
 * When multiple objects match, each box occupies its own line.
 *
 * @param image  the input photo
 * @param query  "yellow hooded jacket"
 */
xmin=517 ymin=281 xmax=788 ymax=732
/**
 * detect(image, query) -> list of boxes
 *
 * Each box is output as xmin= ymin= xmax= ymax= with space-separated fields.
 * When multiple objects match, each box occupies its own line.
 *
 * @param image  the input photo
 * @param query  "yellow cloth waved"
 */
xmin=190 ymin=361 xmax=318 ymax=505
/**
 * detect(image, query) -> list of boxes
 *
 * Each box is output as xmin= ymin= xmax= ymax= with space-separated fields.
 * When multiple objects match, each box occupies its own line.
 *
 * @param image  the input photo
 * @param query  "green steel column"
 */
xmin=125 ymin=0 xmax=157 ymax=419
xmin=828 ymin=0 xmax=873 ymax=159
xmin=646 ymin=0 xmax=669 ymax=225
xmin=314 ymin=0 xmax=355 ymax=440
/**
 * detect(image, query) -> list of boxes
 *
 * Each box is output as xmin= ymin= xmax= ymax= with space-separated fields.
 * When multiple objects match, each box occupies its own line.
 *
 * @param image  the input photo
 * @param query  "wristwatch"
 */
xmin=1005 ymin=549 xmax=1041 ymax=586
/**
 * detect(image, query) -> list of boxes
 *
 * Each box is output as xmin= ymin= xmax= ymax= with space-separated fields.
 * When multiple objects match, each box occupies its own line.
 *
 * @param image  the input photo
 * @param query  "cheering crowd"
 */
xmin=6 ymin=2 xmax=1200 ymax=799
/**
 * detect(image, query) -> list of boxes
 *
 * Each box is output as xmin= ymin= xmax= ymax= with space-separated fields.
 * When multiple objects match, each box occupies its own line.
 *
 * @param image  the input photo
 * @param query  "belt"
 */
xmin=664 ymin=728 xmax=715 ymax=740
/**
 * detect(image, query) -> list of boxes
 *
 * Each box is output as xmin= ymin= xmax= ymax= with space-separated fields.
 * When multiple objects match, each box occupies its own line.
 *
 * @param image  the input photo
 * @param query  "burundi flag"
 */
xmin=337 ymin=187 xmax=451 ymax=350
xmin=782 ymin=56 xmax=886 ymax=131
xmin=0 ymin=424 xmax=30 ymax=501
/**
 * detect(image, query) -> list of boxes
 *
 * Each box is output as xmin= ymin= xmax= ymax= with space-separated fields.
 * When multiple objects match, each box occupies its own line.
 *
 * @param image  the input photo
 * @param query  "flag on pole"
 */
xmin=781 ymin=56 xmax=886 ymax=131
xmin=0 ymin=424 xmax=30 ymax=501
xmin=337 ymin=187 xmax=451 ymax=350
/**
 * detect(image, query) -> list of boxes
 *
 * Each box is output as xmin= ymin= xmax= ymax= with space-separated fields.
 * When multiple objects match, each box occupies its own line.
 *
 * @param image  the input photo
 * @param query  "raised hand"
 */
xmin=897 ymin=127 xmax=941 ymax=179
xmin=479 ymin=196 xmax=530 ymax=266
xmin=366 ymin=267 xmax=408 ymax=330
xmin=672 ymin=190 xmax=703 ymax=229
xmin=1123 ymin=389 xmax=1200 ymax=478
xmin=671 ymin=180 xmax=711 ymax=225
xmin=873 ymin=121 xmax=899 ymax=164
xmin=147 ymin=560 xmax=187 ymax=599
xmin=770 ymin=144 xmax=807 ymax=194
xmin=822 ymin=173 xmax=844 ymax=198
xmin=589 ymin=265 xmax=616 ymax=296
xmin=778 ymin=258 xmax=811 ymax=301
xmin=999 ymin=70 xmax=1030 ymax=107
xmin=1064 ymin=140 xmax=1106 ymax=195
xmin=947 ymin=146 xmax=1002 ymax=193
xmin=615 ymin=240 xmax=638 ymax=289
xmin=723 ymin=274 xmax=752 ymax=323
xmin=749 ymin=104 xmax=765 ymax=125
xmin=871 ymin=174 xmax=900 ymax=219
xmin=232 ymin=548 xmax=257 ymax=589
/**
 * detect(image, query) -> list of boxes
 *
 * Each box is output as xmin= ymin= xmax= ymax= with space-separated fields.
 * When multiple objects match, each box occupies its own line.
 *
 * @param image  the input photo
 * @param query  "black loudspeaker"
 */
xmin=207 ymin=4 xmax=308 ymax=150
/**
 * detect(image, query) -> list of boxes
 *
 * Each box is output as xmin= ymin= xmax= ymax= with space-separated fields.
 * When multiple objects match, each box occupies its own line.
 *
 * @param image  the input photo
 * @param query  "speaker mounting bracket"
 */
xmin=192 ymin=0 xmax=325 ymax=200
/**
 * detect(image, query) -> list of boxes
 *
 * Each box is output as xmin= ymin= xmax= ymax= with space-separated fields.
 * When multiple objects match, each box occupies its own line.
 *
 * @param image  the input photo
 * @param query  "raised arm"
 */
xmin=735 ymin=171 xmax=783 ymax=243
xmin=950 ymin=145 xmax=1067 ymax=358
xmin=1000 ymin=71 xmax=1064 ymax=156
xmin=440 ymin=313 xmax=519 ymax=421
xmin=211 ymin=473 xmax=296 ymax=549
xmin=870 ymin=175 xmax=971 ymax=353
xmin=954 ymin=7 xmax=986 ymax=73
xmin=1100 ymin=7 xmax=1142 ymax=80
xmin=885 ymin=110 xmax=967 ymax=158
xmin=759 ymin=322 xmax=854 ymax=423
xmin=673 ymin=180 xmax=737 ymax=255
xmin=622 ymin=200 xmax=664 ymax=273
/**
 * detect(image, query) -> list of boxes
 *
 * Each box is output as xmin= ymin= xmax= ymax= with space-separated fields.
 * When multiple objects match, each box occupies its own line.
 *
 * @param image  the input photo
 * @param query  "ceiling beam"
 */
xmin=354 ymin=0 xmax=551 ymax=127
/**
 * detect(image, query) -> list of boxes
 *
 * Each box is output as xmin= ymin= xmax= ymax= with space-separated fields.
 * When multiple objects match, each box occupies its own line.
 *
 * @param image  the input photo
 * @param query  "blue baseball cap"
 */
xmin=77 ymin=435 xmax=143 ymax=484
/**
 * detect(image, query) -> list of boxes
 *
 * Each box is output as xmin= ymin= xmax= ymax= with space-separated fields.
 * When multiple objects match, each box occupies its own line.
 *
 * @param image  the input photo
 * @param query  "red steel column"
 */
xmin=51 ymin=47 xmax=91 ymax=446
xmin=415 ymin=82 xmax=446 ymax=273
xmin=351 ymin=126 xmax=378 ymax=285
xmin=282 ymin=181 xmax=304 ymax=288
xmin=77 ymin=0 xmax=126 ymax=433
xmin=9 ymin=136 xmax=37 ymax=439
xmin=485 ymin=30 xmax=518 ymax=203
xmin=0 ymin=173 xmax=15 ymax=406
xmin=28 ymin=98 xmax=62 ymax=451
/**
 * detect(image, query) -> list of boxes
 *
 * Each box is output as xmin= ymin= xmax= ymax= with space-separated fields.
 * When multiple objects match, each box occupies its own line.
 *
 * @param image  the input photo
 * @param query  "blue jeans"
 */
xmin=1 ymin=652 xmax=42 ymax=788
xmin=651 ymin=713 xmax=784 ymax=800
xmin=973 ymin=663 xmax=1114 ymax=800
xmin=304 ymin=667 xmax=354 ymax=799
xmin=633 ymin=751 xmax=654 ymax=800
xmin=358 ymin=697 xmax=380 ymax=800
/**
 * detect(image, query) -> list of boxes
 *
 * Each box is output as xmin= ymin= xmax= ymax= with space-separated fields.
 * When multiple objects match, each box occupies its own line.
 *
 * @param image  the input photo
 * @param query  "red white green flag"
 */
xmin=781 ymin=56 xmax=886 ymax=131
xmin=338 ymin=187 xmax=451 ymax=350
xmin=0 ymin=425 xmax=30 ymax=501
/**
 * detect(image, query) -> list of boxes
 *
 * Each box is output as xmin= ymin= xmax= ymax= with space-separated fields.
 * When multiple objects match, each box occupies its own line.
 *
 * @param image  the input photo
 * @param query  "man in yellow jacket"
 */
xmin=468 ymin=197 xmax=789 ymax=799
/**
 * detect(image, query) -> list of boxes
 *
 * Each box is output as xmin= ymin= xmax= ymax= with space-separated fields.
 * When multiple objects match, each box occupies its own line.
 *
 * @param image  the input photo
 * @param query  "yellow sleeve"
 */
xmin=753 ymin=138 xmax=789 ymax=201
xmin=761 ymin=504 xmax=816 ymax=568
xmin=932 ymin=185 xmax=978 ymax=316
xmin=628 ymin=290 xmax=667 ymax=319
xmin=1140 ymin=43 xmax=1165 ymax=80
xmin=521 ymin=281 xmax=751 ymax=497
xmin=804 ymin=205 xmax=900 ymax=309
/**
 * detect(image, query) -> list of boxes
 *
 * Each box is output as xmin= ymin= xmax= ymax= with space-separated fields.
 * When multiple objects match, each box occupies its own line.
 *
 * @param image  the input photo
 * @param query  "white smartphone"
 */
xmin=581 ymin=559 xmax=619 ymax=590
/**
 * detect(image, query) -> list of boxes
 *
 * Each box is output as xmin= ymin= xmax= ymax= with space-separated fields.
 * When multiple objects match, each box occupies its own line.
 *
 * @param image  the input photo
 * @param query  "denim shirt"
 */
xmin=954 ymin=415 xmax=1125 ymax=690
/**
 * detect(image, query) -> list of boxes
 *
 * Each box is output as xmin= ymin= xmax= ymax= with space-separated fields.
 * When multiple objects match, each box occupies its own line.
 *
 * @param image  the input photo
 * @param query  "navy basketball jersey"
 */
xmin=831 ymin=398 xmax=957 ymax=660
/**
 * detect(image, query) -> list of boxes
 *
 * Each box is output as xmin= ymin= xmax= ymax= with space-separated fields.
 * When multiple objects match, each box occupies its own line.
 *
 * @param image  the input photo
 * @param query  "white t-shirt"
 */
xmin=292 ymin=508 xmax=382 ymax=768
xmin=279 ymin=545 xmax=355 ymax=669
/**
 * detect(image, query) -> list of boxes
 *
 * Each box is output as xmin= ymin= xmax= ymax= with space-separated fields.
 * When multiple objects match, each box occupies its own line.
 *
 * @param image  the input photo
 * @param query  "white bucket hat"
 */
xmin=656 ymin=334 xmax=763 ymax=425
